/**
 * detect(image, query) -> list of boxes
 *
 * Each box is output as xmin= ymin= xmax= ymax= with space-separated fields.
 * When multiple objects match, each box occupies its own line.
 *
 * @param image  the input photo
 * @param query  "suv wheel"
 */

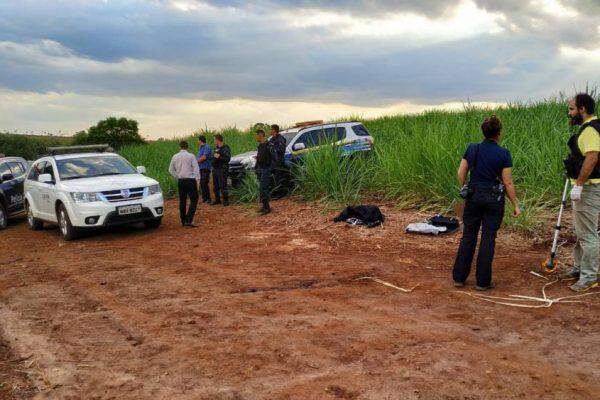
xmin=0 ymin=203 xmax=7 ymax=230
xmin=144 ymin=218 xmax=162 ymax=229
xmin=26 ymin=201 xmax=43 ymax=231
xmin=57 ymin=204 xmax=78 ymax=241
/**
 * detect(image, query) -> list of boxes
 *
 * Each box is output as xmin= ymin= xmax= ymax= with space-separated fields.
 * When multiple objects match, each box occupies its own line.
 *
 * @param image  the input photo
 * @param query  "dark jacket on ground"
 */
xmin=212 ymin=144 xmax=231 ymax=169
xmin=333 ymin=205 xmax=385 ymax=227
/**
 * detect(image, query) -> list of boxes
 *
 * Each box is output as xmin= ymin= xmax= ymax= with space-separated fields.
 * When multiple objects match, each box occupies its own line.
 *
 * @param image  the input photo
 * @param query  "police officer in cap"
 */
xmin=561 ymin=93 xmax=600 ymax=292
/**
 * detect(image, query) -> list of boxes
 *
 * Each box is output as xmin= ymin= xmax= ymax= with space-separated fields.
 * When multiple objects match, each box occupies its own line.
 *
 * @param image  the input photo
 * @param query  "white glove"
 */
xmin=570 ymin=185 xmax=583 ymax=201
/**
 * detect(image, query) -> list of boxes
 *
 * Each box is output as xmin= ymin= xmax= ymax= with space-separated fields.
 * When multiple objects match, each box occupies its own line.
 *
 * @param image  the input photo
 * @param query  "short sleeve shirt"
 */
xmin=463 ymin=139 xmax=512 ymax=187
xmin=578 ymin=117 xmax=600 ymax=154
xmin=576 ymin=116 xmax=600 ymax=184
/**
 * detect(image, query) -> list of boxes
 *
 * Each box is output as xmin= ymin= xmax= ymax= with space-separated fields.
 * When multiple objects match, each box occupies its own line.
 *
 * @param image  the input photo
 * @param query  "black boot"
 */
xmin=223 ymin=195 xmax=229 ymax=206
xmin=259 ymin=200 xmax=271 ymax=215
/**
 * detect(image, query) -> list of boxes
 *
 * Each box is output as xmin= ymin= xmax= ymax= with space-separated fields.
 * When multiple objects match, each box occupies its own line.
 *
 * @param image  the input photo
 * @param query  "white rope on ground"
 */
xmin=529 ymin=271 xmax=549 ymax=280
xmin=459 ymin=279 xmax=600 ymax=308
xmin=354 ymin=277 xmax=419 ymax=293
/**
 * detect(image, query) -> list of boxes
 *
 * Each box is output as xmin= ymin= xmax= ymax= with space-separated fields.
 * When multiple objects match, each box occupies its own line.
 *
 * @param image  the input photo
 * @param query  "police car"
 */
xmin=24 ymin=145 xmax=164 ymax=240
xmin=0 ymin=156 xmax=29 ymax=230
xmin=228 ymin=121 xmax=374 ymax=186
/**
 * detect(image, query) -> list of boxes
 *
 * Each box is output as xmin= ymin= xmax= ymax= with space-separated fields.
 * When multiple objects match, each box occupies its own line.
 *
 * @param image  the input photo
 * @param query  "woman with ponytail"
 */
xmin=452 ymin=115 xmax=521 ymax=290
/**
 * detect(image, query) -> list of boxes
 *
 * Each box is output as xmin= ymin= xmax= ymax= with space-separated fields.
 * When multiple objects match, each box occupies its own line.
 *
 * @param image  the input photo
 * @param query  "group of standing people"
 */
xmin=168 ymin=124 xmax=286 ymax=226
xmin=452 ymin=93 xmax=599 ymax=293
xmin=168 ymin=134 xmax=231 ymax=228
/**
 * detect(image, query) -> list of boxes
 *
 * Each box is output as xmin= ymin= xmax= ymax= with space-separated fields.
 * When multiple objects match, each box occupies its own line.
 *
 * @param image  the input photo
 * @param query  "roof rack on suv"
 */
xmin=47 ymin=144 xmax=113 ymax=156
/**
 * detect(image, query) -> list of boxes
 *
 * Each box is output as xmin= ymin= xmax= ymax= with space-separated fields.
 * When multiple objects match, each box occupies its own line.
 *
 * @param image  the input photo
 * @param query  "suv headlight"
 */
xmin=149 ymin=184 xmax=162 ymax=195
xmin=70 ymin=192 xmax=99 ymax=203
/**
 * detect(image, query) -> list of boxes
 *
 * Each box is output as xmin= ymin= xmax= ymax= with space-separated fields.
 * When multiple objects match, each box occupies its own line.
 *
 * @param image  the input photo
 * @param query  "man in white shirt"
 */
xmin=169 ymin=141 xmax=200 ymax=227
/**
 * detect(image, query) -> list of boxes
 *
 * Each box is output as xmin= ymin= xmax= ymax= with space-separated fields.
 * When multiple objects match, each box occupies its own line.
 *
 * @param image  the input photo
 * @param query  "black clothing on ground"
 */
xmin=212 ymin=168 xmax=228 ymax=204
xmin=212 ymin=144 xmax=231 ymax=169
xmin=177 ymin=178 xmax=198 ymax=225
xmin=199 ymin=168 xmax=211 ymax=202
xmin=256 ymin=142 xmax=272 ymax=169
xmin=429 ymin=214 xmax=460 ymax=232
xmin=565 ymin=119 xmax=600 ymax=179
xmin=463 ymin=139 xmax=512 ymax=188
xmin=453 ymin=188 xmax=505 ymax=287
xmin=333 ymin=205 xmax=385 ymax=228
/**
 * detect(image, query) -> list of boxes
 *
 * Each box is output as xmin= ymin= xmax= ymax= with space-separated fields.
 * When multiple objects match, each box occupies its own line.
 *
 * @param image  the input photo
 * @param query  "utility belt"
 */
xmin=460 ymin=182 xmax=505 ymax=199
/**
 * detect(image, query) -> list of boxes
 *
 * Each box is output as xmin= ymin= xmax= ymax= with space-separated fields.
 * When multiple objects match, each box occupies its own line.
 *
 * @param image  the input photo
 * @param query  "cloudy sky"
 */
xmin=1 ymin=0 xmax=599 ymax=138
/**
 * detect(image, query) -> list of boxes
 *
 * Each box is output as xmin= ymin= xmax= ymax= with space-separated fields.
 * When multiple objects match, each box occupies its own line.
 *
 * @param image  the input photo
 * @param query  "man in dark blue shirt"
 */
xmin=453 ymin=115 xmax=521 ymax=290
xmin=197 ymin=135 xmax=213 ymax=204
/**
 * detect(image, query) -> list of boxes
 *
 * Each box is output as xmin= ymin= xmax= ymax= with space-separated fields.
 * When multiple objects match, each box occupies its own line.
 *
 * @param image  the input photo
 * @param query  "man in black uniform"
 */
xmin=255 ymin=130 xmax=272 ymax=214
xmin=211 ymin=134 xmax=231 ymax=206
xmin=269 ymin=124 xmax=288 ymax=199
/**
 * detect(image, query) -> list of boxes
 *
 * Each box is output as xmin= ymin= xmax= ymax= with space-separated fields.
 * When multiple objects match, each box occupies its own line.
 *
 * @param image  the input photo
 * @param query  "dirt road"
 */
xmin=1 ymin=199 xmax=599 ymax=399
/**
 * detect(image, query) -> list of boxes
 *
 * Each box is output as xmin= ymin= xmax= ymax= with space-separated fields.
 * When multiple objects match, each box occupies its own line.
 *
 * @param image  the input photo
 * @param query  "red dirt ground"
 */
xmin=0 ymin=198 xmax=599 ymax=399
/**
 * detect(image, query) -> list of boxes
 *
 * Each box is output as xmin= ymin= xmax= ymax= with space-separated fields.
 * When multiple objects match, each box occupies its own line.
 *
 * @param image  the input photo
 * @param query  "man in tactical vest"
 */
xmin=562 ymin=93 xmax=600 ymax=292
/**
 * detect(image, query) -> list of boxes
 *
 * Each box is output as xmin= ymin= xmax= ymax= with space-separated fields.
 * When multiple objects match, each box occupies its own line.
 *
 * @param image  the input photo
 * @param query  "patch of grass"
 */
xmin=231 ymin=172 xmax=260 ymax=204
xmin=0 ymin=133 xmax=72 ymax=160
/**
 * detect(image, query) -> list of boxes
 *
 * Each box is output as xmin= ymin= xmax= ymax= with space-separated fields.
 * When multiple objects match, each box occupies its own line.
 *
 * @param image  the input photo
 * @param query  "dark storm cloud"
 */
xmin=0 ymin=0 xmax=598 ymax=107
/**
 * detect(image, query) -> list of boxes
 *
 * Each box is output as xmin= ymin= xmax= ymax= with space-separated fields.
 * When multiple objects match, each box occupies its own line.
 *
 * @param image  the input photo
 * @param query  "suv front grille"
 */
xmin=101 ymin=187 xmax=145 ymax=203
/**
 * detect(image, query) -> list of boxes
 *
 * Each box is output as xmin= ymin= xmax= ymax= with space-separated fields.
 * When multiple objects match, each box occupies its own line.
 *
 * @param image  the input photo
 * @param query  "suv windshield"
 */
xmin=351 ymin=124 xmax=371 ymax=137
xmin=56 ymin=156 xmax=137 ymax=180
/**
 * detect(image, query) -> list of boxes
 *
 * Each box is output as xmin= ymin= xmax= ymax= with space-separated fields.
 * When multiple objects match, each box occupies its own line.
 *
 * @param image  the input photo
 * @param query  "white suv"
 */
xmin=228 ymin=121 xmax=374 ymax=186
xmin=24 ymin=151 xmax=164 ymax=240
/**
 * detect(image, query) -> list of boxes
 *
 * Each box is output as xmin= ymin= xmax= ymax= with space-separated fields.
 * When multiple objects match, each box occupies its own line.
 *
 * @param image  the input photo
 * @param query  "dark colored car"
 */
xmin=0 ymin=157 xmax=28 ymax=229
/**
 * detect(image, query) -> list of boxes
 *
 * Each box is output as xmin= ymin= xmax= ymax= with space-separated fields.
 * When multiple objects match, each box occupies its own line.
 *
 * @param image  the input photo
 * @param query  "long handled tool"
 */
xmin=541 ymin=178 xmax=570 ymax=274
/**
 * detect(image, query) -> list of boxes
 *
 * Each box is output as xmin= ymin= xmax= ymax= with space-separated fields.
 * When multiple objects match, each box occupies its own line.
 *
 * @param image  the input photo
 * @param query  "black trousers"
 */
xmin=213 ymin=168 xmax=228 ymax=201
xmin=257 ymin=167 xmax=272 ymax=203
xmin=453 ymin=189 xmax=505 ymax=287
xmin=199 ymin=169 xmax=211 ymax=202
xmin=178 ymin=178 xmax=198 ymax=225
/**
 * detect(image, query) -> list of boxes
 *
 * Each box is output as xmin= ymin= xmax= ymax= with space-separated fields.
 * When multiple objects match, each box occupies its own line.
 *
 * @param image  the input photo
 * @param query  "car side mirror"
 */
xmin=38 ymin=173 xmax=53 ymax=184
xmin=1 ymin=173 xmax=14 ymax=182
xmin=137 ymin=166 xmax=147 ymax=174
xmin=292 ymin=143 xmax=306 ymax=151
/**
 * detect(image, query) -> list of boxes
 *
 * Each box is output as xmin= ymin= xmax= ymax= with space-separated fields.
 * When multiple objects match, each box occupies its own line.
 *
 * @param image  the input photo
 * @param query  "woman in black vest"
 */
xmin=452 ymin=115 xmax=521 ymax=290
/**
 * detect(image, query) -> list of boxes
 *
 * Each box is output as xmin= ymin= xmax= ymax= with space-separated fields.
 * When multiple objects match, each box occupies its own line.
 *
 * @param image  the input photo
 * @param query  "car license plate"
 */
xmin=117 ymin=204 xmax=142 ymax=216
